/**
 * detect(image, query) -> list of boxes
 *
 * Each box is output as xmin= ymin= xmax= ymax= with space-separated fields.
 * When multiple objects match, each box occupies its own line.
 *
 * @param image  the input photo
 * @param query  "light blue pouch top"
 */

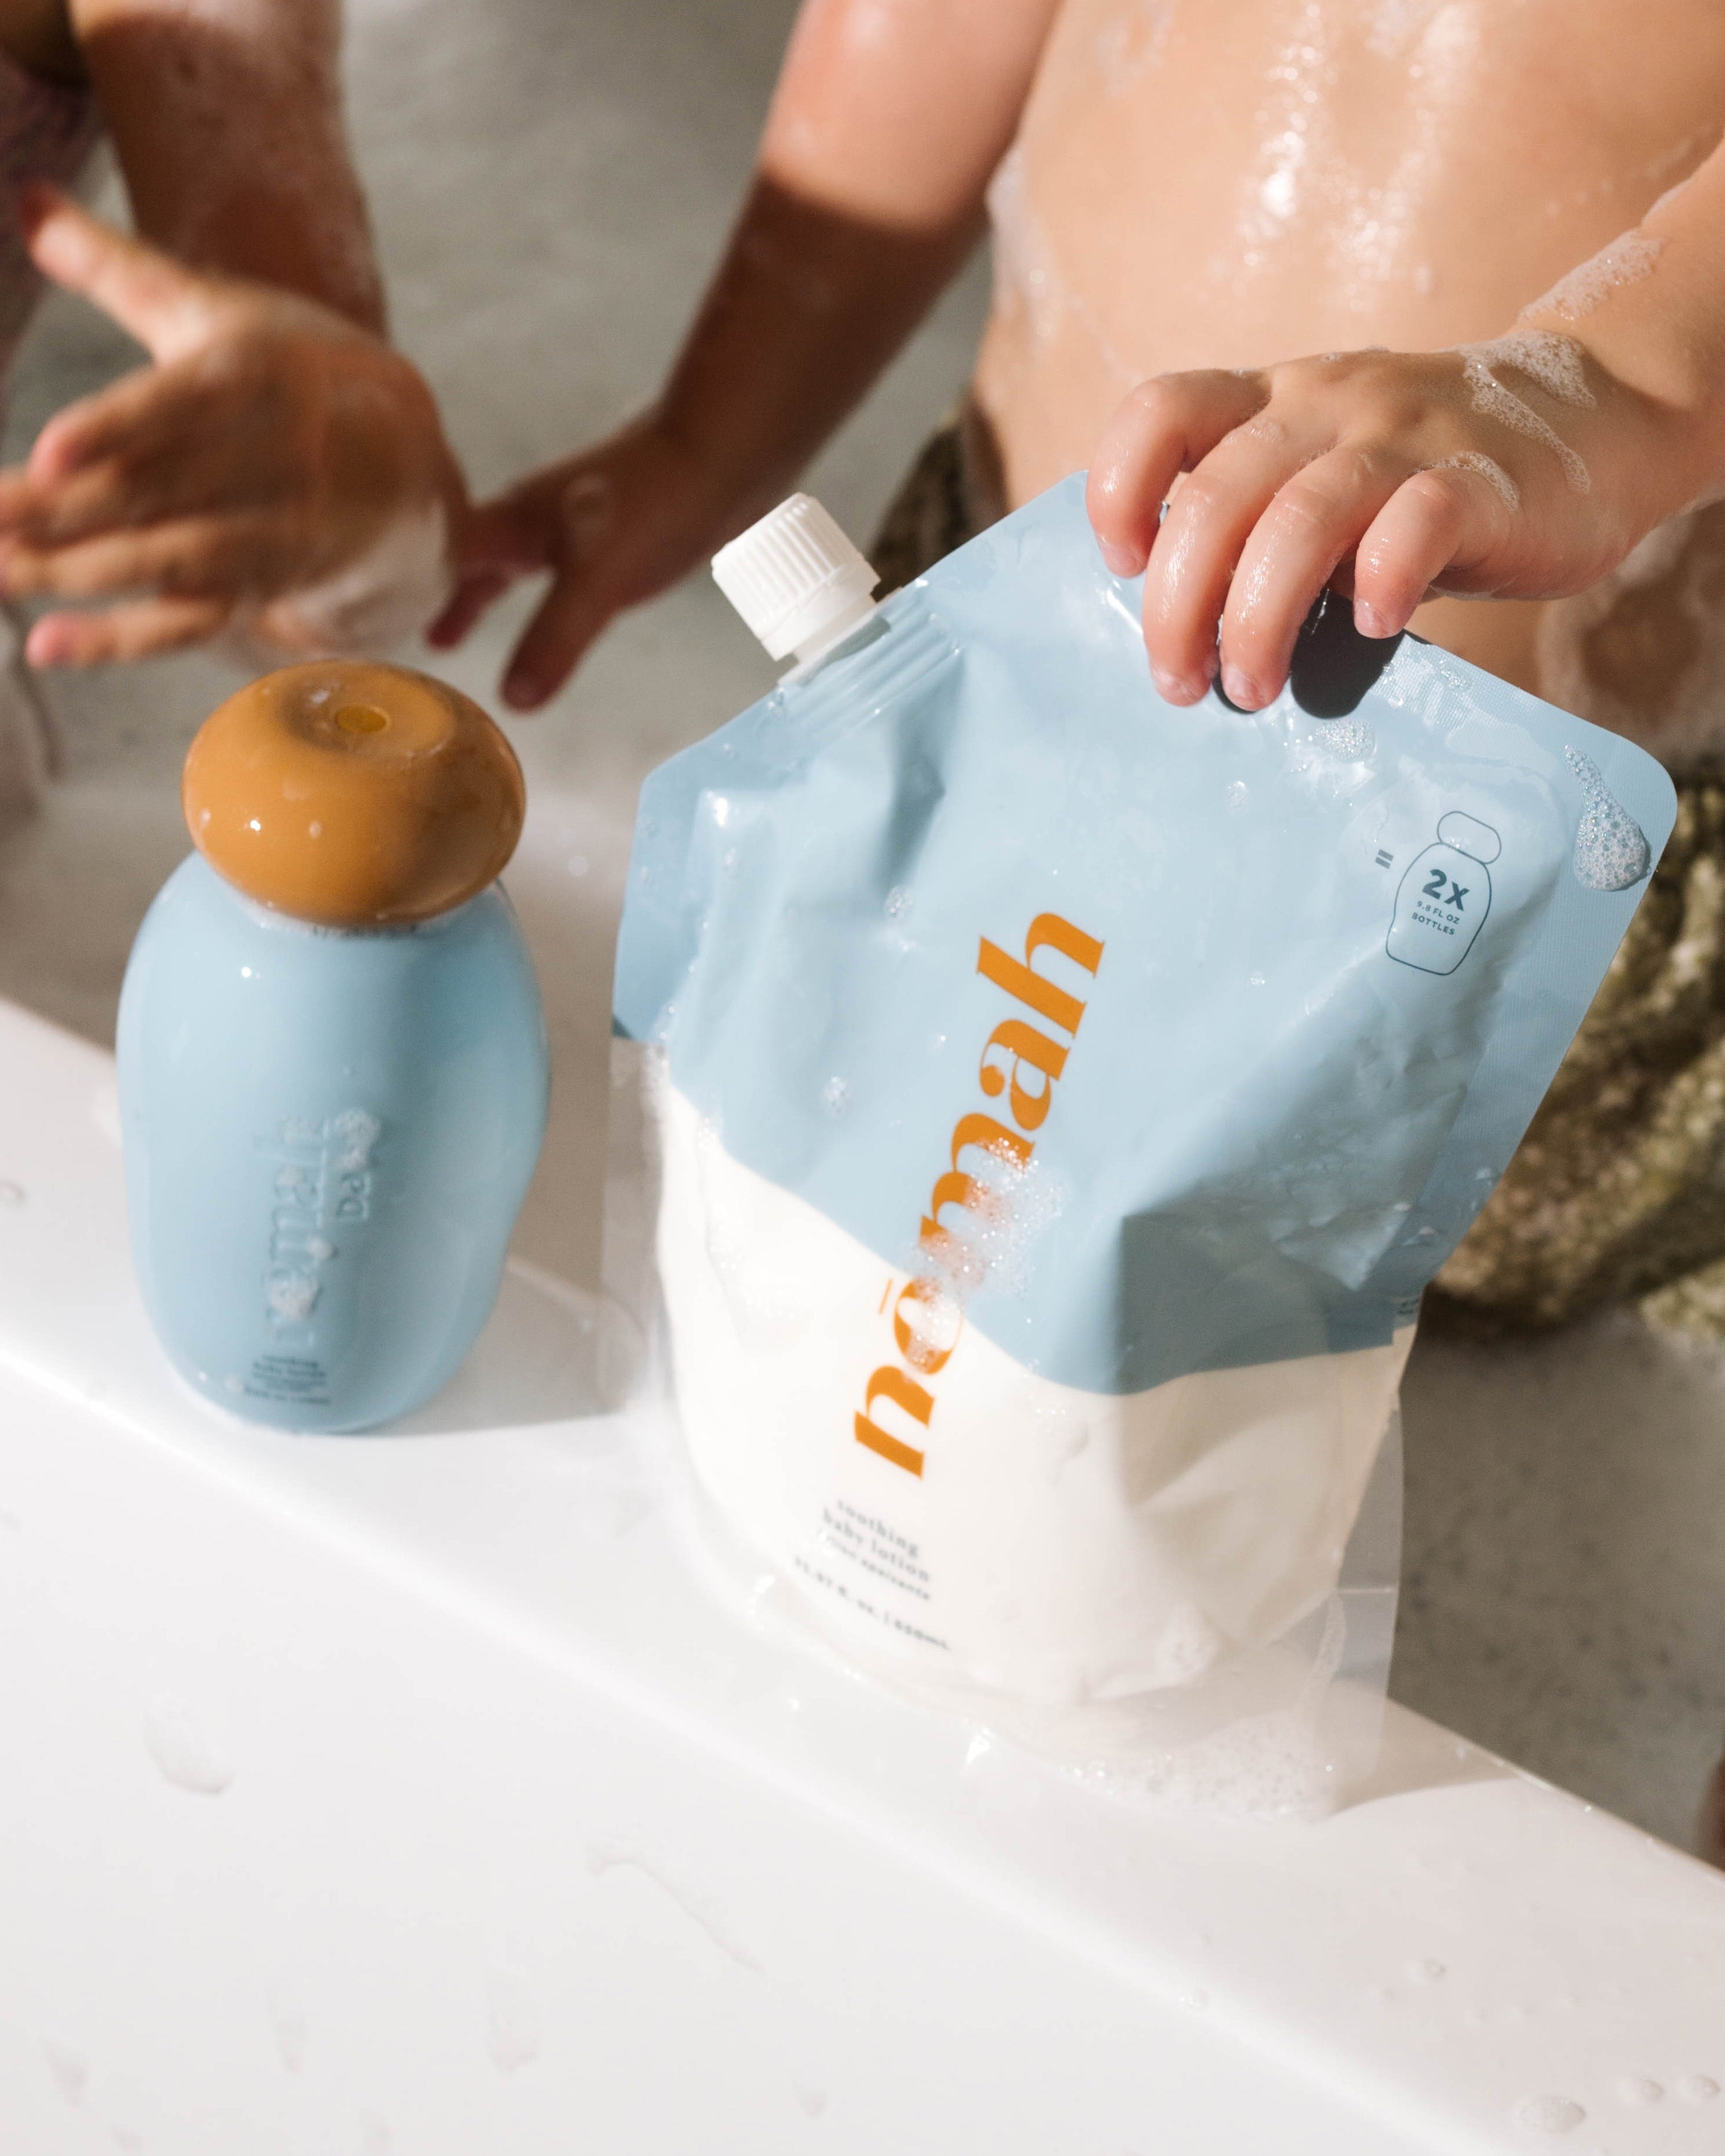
xmin=615 ymin=474 xmax=1675 ymax=1400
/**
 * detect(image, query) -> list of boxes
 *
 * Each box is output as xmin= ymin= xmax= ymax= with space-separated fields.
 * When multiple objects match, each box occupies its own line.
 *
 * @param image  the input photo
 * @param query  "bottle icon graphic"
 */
xmin=1386 ymin=811 xmax=1500 ymax=975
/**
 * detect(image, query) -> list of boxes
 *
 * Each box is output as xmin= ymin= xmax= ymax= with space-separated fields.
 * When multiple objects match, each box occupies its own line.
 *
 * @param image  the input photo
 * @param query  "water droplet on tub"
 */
xmin=0 ymin=1180 xmax=23 ymax=1208
xmin=1248 ymin=972 xmax=1266 ymax=988
xmin=1512 ymin=2094 xmax=1585 ymax=2134
xmin=821 ymin=1077 xmax=850 ymax=1116
xmin=271 ymin=2001 xmax=308 ymax=2075
xmin=1405 ymin=1959 xmax=1447 ymax=1985
xmin=1226 ymin=780 xmax=1248 ymax=810
xmin=1678 ymin=2076 xmax=1721 ymax=2102
xmin=486 ymin=1973 xmax=540 ymax=2073
xmin=42 ymin=2039 xmax=87 ymax=2106
xmin=1565 ymin=747 xmax=1650 ymax=890
xmin=143 ymin=1699 xmax=235 ymax=1795
xmin=793 ymin=2083 xmax=828 ymax=2119
xmin=1616 ymin=2079 xmax=1663 ymax=2106
xmin=886 ymin=885 xmax=912 ymax=918
xmin=359 ymin=2113 xmax=392 ymax=2155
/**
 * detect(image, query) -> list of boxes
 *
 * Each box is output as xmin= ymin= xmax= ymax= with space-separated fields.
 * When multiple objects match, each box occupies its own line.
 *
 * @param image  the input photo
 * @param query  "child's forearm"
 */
xmin=1518 ymin=134 xmax=1725 ymax=518
xmin=70 ymin=0 xmax=386 ymax=333
xmin=654 ymin=0 xmax=1058 ymax=507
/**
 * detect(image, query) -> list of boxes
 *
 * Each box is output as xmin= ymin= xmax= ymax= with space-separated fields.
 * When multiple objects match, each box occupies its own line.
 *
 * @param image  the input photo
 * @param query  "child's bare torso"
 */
xmin=974 ymin=0 xmax=1725 ymax=714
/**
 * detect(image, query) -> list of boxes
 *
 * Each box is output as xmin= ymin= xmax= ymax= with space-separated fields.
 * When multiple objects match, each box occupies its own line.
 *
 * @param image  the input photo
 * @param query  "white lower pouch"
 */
xmin=604 ymin=484 xmax=1675 ymax=1814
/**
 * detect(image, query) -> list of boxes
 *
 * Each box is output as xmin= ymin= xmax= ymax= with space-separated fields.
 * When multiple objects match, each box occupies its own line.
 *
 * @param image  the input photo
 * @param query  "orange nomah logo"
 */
xmin=854 ymin=913 xmax=1105 ymax=1478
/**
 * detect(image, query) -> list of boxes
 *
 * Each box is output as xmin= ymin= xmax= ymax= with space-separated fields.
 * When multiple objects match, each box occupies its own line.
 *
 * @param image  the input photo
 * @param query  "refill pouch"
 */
xmin=608 ymin=477 xmax=1675 ymax=1811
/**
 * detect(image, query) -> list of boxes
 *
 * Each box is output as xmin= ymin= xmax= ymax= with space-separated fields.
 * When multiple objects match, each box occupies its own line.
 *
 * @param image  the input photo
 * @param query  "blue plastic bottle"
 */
xmin=117 ymin=662 xmax=549 ymax=1432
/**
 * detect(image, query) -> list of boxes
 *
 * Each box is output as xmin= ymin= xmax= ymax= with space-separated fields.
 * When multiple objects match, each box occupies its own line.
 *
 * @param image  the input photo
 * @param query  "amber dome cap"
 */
xmin=182 ymin=662 xmax=525 ymax=927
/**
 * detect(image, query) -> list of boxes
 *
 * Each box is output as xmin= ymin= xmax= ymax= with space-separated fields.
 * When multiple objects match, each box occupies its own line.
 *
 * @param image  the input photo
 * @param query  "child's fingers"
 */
xmin=21 ymin=188 xmax=216 ymax=366
xmin=0 ymin=513 xmax=288 ymax=602
xmin=1139 ymin=414 xmax=1320 ymax=702
xmin=1088 ymin=370 xmax=1269 ymax=577
xmin=1353 ymin=464 xmax=1518 ymax=634
xmin=1217 ymin=446 xmax=1412 ymax=707
xmin=426 ymin=567 xmax=514 ymax=648
xmin=24 ymin=595 xmax=232 ymax=668
xmin=501 ymin=568 xmax=613 ymax=710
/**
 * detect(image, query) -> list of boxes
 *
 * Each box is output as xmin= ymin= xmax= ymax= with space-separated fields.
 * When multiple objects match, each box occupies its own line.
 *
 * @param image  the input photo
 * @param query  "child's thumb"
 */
xmin=21 ymin=187 xmax=213 ymax=361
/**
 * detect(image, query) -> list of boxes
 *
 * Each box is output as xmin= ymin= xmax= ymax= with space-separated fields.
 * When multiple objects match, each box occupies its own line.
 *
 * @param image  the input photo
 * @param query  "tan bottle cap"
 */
xmin=183 ymin=662 xmax=526 ymax=927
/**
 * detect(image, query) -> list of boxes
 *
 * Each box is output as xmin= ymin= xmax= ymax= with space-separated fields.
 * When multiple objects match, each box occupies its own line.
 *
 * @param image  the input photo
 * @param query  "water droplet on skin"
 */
xmin=1512 ymin=2094 xmax=1586 ymax=2134
xmin=143 ymin=1699 xmax=235 ymax=1796
xmin=1565 ymin=747 xmax=1650 ymax=890
xmin=821 ymin=1077 xmax=850 ymax=1116
xmin=567 ymin=853 xmax=588 ymax=877
xmin=1616 ymin=2079 xmax=1663 ymax=2106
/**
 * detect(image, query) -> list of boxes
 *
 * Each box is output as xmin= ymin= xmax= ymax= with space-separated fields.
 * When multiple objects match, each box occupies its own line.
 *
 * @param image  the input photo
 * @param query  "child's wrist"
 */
xmin=1523 ymin=304 xmax=1725 ymax=519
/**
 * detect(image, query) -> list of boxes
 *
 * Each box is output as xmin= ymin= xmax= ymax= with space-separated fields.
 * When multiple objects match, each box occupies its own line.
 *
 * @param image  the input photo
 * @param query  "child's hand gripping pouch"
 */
xmin=607 ymin=475 xmax=1675 ymax=1813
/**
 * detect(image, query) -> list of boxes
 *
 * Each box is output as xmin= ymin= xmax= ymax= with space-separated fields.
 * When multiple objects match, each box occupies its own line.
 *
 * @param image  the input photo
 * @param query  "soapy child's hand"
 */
xmin=0 ymin=190 xmax=464 ymax=666
xmin=1085 ymin=334 xmax=1694 ymax=710
xmin=430 ymin=413 xmax=756 ymax=710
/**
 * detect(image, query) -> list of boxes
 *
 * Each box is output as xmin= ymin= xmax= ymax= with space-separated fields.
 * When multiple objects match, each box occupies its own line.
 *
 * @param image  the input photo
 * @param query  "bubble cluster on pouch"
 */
xmin=1317 ymin=718 xmax=1374 ymax=760
xmin=1565 ymin=747 xmax=1651 ymax=891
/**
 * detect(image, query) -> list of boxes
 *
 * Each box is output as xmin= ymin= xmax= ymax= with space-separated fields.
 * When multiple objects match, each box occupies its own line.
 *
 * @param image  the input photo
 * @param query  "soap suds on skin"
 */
xmin=1523 ymin=228 xmax=1664 ymax=323
xmin=1457 ymin=333 xmax=1592 ymax=495
xmin=1433 ymin=451 xmax=1520 ymax=513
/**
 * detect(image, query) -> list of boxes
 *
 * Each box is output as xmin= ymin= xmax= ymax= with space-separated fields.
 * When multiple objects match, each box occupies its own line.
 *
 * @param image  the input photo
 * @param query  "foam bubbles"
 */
xmin=1318 ymin=717 xmax=1375 ymax=759
xmin=1154 ymin=1602 xmax=1225 ymax=1684
xmin=1433 ymin=451 xmax=1520 ymax=513
xmin=1565 ymin=746 xmax=1651 ymax=890
xmin=1458 ymin=334 xmax=1593 ymax=495
xmin=1525 ymin=230 xmax=1663 ymax=323
xmin=266 ymin=1273 xmax=319 ymax=1324
xmin=1512 ymin=2094 xmax=1586 ymax=2134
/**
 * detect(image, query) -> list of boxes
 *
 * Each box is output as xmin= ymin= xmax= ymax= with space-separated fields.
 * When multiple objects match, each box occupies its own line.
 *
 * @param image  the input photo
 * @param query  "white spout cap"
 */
xmin=712 ymin=493 xmax=880 ymax=667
